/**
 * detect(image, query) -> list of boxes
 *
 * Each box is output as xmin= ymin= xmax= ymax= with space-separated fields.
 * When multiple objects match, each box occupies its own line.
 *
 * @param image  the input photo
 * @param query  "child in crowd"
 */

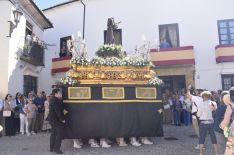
xmin=24 ymin=99 xmax=38 ymax=136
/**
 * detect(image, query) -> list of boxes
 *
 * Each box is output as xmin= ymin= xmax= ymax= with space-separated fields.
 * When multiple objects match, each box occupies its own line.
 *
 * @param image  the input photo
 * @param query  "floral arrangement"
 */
xmin=60 ymin=76 xmax=78 ymax=86
xmin=123 ymin=57 xmax=151 ymax=67
xmin=90 ymin=57 xmax=123 ymax=66
xmin=104 ymin=57 xmax=123 ymax=66
xmin=88 ymin=56 xmax=153 ymax=67
xmin=70 ymin=56 xmax=90 ymax=66
xmin=69 ymin=42 xmax=154 ymax=67
xmin=96 ymin=44 xmax=125 ymax=58
xmin=148 ymin=76 xmax=163 ymax=86
xmin=90 ymin=56 xmax=106 ymax=66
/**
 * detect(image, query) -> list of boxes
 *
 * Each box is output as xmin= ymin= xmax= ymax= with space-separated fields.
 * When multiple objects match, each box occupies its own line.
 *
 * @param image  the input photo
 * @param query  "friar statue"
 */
xmin=106 ymin=18 xmax=121 ymax=44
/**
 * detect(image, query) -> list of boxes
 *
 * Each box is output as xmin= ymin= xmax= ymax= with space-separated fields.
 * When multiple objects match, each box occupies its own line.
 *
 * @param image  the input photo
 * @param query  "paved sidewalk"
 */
xmin=0 ymin=125 xmax=214 ymax=155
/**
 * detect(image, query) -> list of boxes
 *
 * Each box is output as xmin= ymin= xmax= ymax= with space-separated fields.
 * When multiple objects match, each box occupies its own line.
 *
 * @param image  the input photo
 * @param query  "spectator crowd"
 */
xmin=162 ymin=86 xmax=234 ymax=155
xmin=0 ymin=91 xmax=51 ymax=137
xmin=1 ymin=86 xmax=234 ymax=155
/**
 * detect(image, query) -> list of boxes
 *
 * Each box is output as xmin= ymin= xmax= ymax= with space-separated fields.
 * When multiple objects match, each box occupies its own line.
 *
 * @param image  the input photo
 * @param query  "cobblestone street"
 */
xmin=0 ymin=125 xmax=215 ymax=155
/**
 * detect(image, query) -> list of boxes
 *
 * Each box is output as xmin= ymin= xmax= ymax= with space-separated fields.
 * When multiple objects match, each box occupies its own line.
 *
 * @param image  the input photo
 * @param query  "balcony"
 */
xmin=149 ymin=46 xmax=195 ymax=67
xmin=215 ymin=44 xmax=234 ymax=63
xmin=20 ymin=42 xmax=45 ymax=66
xmin=52 ymin=46 xmax=195 ymax=73
xmin=52 ymin=57 xmax=71 ymax=74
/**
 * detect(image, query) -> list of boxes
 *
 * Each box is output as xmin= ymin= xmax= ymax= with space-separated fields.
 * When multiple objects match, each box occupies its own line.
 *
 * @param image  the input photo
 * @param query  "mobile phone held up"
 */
xmin=230 ymin=88 xmax=234 ymax=102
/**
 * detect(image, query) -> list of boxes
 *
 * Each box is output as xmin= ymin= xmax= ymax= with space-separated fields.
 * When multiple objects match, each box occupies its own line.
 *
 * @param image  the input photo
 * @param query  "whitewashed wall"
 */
xmin=43 ymin=0 xmax=234 ymax=91
xmin=0 ymin=1 xmax=46 ymax=98
xmin=0 ymin=1 xmax=11 ymax=98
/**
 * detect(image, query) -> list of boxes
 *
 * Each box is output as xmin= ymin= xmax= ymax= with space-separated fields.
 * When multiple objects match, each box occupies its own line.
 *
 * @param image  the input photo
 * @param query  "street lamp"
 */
xmin=8 ymin=9 xmax=23 ymax=37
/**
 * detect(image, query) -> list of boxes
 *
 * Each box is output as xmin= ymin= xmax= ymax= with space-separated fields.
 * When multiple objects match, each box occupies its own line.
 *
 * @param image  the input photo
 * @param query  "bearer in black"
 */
xmin=48 ymin=89 xmax=65 ymax=154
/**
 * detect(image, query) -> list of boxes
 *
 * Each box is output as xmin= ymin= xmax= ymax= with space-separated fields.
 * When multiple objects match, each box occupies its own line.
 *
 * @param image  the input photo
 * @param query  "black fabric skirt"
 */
xmin=63 ymin=102 xmax=163 ymax=139
xmin=5 ymin=112 xmax=15 ymax=136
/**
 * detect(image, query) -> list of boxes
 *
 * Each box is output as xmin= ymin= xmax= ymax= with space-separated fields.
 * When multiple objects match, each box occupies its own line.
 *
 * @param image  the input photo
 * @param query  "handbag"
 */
xmin=224 ymin=125 xmax=234 ymax=138
xmin=164 ymin=104 xmax=170 ymax=110
xmin=3 ymin=110 xmax=11 ymax=117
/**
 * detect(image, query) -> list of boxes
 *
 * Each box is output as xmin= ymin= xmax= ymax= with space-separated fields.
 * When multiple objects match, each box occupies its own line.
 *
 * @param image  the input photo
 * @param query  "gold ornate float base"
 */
xmin=67 ymin=65 xmax=155 ymax=84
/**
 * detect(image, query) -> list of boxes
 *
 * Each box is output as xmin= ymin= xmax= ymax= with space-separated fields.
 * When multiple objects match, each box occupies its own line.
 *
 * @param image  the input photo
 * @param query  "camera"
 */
xmin=230 ymin=88 xmax=234 ymax=102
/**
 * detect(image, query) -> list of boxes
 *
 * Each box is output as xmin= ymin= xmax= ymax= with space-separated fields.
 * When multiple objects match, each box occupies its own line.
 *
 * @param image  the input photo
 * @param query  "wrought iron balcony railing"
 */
xmin=20 ymin=42 xmax=45 ymax=66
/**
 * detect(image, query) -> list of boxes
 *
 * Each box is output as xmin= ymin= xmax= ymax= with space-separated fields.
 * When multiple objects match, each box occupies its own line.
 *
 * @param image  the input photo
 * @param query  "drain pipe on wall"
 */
xmin=80 ymin=0 xmax=86 ymax=39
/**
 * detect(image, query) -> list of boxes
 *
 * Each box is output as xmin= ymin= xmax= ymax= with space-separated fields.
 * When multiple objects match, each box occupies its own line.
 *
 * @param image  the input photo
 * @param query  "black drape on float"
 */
xmin=62 ymin=85 xmax=163 ymax=139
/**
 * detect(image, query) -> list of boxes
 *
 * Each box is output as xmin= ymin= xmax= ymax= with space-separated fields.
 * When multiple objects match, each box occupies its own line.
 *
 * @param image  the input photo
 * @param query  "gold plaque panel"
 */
xmin=68 ymin=87 xmax=91 ymax=99
xmin=135 ymin=87 xmax=157 ymax=99
xmin=102 ymin=87 xmax=125 ymax=99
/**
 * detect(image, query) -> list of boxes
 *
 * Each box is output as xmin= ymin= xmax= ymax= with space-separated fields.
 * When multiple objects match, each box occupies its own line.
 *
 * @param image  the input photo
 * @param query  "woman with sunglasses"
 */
xmin=3 ymin=94 xmax=16 ymax=136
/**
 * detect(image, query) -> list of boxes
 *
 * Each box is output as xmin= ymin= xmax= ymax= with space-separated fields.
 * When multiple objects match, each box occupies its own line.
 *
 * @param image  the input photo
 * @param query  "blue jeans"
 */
xmin=199 ymin=123 xmax=217 ymax=144
xmin=173 ymin=111 xmax=181 ymax=125
xmin=182 ymin=110 xmax=191 ymax=126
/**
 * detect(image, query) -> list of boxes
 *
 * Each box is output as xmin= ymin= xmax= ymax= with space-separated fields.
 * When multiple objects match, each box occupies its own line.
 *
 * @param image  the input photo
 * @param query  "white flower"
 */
xmin=148 ymin=76 xmax=163 ymax=86
xmin=60 ymin=76 xmax=78 ymax=86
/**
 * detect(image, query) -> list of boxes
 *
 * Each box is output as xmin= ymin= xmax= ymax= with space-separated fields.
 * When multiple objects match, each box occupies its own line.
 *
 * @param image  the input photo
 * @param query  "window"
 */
xmin=60 ymin=36 xmax=71 ymax=57
xmin=104 ymin=29 xmax=122 ymax=45
xmin=222 ymin=74 xmax=234 ymax=90
xmin=159 ymin=23 xmax=180 ymax=48
xmin=218 ymin=19 xmax=234 ymax=44
xmin=23 ymin=75 xmax=37 ymax=96
xmin=25 ymin=21 xmax=33 ymax=36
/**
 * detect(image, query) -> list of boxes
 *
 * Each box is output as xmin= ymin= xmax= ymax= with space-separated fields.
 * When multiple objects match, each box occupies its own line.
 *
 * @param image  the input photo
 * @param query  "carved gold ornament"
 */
xmin=69 ymin=65 xmax=154 ymax=84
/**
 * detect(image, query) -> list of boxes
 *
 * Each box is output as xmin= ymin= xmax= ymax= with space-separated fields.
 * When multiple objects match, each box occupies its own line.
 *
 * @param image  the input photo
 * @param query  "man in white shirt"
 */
xmin=197 ymin=91 xmax=219 ymax=155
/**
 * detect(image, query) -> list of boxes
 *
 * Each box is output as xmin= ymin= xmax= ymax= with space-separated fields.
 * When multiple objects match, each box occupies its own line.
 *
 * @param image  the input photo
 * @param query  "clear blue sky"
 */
xmin=34 ymin=0 xmax=68 ymax=9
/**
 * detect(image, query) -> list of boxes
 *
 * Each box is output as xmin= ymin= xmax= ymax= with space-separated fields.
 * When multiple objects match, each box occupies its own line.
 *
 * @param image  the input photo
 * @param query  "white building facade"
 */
xmin=0 ymin=0 xmax=53 ymax=98
xmin=2 ymin=0 xmax=232 ymax=96
xmin=42 ymin=0 xmax=234 ymax=92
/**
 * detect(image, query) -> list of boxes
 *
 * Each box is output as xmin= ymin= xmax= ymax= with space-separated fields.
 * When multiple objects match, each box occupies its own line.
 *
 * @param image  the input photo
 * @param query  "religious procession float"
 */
xmin=59 ymin=18 xmax=164 ymax=139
